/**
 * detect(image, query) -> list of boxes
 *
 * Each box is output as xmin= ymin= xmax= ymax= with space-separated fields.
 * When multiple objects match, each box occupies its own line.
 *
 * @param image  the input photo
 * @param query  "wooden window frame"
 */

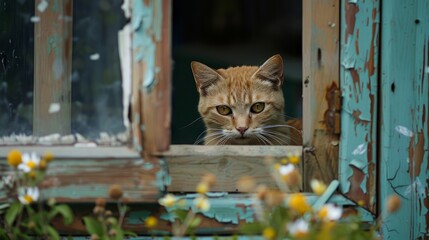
xmin=0 ymin=0 xmax=385 ymax=235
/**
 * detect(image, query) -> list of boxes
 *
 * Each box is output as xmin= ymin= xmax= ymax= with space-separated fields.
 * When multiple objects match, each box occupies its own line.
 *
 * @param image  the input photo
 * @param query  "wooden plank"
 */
xmin=157 ymin=145 xmax=302 ymax=192
xmin=302 ymin=0 xmax=340 ymax=190
xmin=339 ymin=0 xmax=380 ymax=212
xmin=131 ymin=0 xmax=171 ymax=155
xmin=379 ymin=0 xmax=429 ymax=238
xmin=0 ymin=146 xmax=139 ymax=159
xmin=49 ymin=193 xmax=373 ymax=235
xmin=33 ymin=0 xmax=72 ymax=136
xmin=0 ymin=156 xmax=161 ymax=203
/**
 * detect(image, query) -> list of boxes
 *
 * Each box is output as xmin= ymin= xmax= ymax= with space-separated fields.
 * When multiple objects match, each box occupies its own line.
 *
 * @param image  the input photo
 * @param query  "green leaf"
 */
xmin=45 ymin=225 xmax=60 ymax=240
xmin=239 ymin=222 xmax=264 ymax=235
xmin=5 ymin=201 xmax=23 ymax=226
xmin=123 ymin=230 xmax=138 ymax=237
xmin=83 ymin=216 xmax=103 ymax=236
xmin=173 ymin=209 xmax=189 ymax=222
xmin=112 ymin=225 xmax=124 ymax=240
xmin=49 ymin=204 xmax=74 ymax=225
xmin=189 ymin=217 xmax=202 ymax=228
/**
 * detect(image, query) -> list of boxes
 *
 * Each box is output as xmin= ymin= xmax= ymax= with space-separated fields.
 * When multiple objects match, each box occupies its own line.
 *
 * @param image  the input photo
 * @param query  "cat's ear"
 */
xmin=253 ymin=54 xmax=283 ymax=88
xmin=191 ymin=61 xmax=223 ymax=96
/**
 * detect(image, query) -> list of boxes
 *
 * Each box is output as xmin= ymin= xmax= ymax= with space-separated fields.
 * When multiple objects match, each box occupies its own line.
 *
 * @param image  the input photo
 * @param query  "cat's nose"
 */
xmin=236 ymin=127 xmax=248 ymax=136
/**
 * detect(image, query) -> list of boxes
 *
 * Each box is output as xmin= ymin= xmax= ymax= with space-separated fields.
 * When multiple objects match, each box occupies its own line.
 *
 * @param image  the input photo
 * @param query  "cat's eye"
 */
xmin=216 ymin=105 xmax=232 ymax=115
xmin=250 ymin=102 xmax=265 ymax=114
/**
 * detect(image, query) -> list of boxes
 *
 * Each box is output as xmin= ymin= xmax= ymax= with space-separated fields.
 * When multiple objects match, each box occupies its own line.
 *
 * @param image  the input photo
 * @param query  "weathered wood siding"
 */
xmin=380 ymin=0 xmax=429 ymax=239
xmin=302 ymin=0 xmax=340 ymax=190
xmin=158 ymin=145 xmax=302 ymax=192
xmin=339 ymin=0 xmax=379 ymax=212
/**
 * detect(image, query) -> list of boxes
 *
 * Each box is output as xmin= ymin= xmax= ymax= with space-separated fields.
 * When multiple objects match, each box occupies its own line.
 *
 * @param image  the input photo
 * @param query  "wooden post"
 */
xmin=33 ymin=0 xmax=72 ymax=136
xmin=339 ymin=0 xmax=380 ymax=212
xmin=131 ymin=0 xmax=171 ymax=155
xmin=380 ymin=0 xmax=429 ymax=238
xmin=302 ymin=0 xmax=340 ymax=190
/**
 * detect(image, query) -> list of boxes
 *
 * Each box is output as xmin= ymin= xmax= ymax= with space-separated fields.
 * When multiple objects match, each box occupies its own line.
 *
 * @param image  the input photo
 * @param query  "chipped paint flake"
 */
xmin=30 ymin=16 xmax=40 ymax=22
xmin=48 ymin=103 xmax=61 ymax=113
xmin=395 ymin=125 xmax=414 ymax=137
xmin=37 ymin=0 xmax=48 ymax=12
xmin=352 ymin=143 xmax=367 ymax=155
xmin=89 ymin=53 xmax=100 ymax=60
xmin=131 ymin=0 xmax=162 ymax=90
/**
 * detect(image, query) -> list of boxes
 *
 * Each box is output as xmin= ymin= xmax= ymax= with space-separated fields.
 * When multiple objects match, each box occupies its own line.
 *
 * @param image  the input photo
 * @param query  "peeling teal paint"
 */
xmin=132 ymin=0 xmax=163 ymax=91
xmin=312 ymin=180 xmax=339 ymax=210
xmin=380 ymin=0 xmax=429 ymax=239
xmin=160 ymin=194 xmax=255 ymax=224
xmin=339 ymin=0 xmax=379 ymax=210
xmin=156 ymin=159 xmax=171 ymax=191
xmin=159 ymin=193 xmax=374 ymax=225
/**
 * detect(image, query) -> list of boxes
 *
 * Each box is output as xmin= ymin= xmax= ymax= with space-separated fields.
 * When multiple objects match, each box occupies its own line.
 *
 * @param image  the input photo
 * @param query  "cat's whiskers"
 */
xmin=261 ymin=124 xmax=302 ymax=135
xmin=194 ymin=128 xmax=224 ymax=145
xmin=262 ymin=129 xmax=300 ymax=145
xmin=203 ymin=133 xmax=227 ymax=145
xmin=255 ymin=133 xmax=273 ymax=145
xmin=260 ymin=131 xmax=290 ymax=145
xmin=181 ymin=116 xmax=204 ymax=129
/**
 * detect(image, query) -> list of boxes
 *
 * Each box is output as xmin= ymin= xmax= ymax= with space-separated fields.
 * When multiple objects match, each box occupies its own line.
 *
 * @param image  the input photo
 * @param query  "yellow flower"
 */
xmin=145 ymin=216 xmax=158 ymax=228
xmin=193 ymin=196 xmax=210 ymax=212
xmin=289 ymin=193 xmax=311 ymax=215
xmin=7 ymin=150 xmax=22 ymax=168
xmin=287 ymin=218 xmax=309 ymax=238
xmin=196 ymin=182 xmax=209 ymax=194
xmin=358 ymin=200 xmax=365 ymax=206
xmin=18 ymin=187 xmax=39 ymax=205
xmin=288 ymin=152 xmax=301 ymax=164
xmin=311 ymin=179 xmax=327 ymax=195
xmin=158 ymin=194 xmax=176 ymax=208
xmin=43 ymin=151 xmax=54 ymax=162
xmin=318 ymin=204 xmax=342 ymax=221
xmin=263 ymin=227 xmax=276 ymax=240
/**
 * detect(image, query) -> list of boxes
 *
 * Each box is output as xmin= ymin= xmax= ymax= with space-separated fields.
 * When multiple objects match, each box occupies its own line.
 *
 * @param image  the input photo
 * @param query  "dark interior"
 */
xmin=171 ymin=0 xmax=303 ymax=144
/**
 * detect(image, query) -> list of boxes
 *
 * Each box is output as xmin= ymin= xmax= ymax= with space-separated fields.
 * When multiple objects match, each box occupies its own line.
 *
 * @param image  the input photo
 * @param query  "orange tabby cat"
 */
xmin=191 ymin=54 xmax=302 ymax=145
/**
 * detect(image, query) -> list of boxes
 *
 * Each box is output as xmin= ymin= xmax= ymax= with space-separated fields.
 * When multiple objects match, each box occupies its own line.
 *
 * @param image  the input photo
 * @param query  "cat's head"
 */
xmin=191 ymin=54 xmax=286 ymax=145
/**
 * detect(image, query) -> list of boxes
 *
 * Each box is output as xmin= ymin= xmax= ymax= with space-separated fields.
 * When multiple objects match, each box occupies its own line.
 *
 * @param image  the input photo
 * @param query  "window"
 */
xmin=0 ymin=0 xmax=128 ymax=145
xmin=0 ymin=0 xmax=385 ymax=235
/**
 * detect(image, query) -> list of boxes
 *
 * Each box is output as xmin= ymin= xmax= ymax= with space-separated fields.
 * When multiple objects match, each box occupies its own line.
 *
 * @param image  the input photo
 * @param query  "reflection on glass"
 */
xmin=0 ymin=0 xmax=126 ymax=143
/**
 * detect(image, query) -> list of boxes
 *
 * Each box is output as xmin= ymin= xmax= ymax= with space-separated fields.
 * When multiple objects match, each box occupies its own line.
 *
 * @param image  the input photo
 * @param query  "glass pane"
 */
xmin=0 ymin=0 xmax=127 ymax=144
xmin=171 ymin=0 xmax=302 ymax=144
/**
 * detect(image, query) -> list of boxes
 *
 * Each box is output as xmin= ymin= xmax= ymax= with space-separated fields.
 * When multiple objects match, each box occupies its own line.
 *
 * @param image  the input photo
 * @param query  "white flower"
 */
xmin=193 ymin=196 xmax=210 ymax=212
xmin=318 ymin=203 xmax=343 ymax=221
xmin=18 ymin=152 xmax=40 ymax=173
xmin=18 ymin=187 xmax=40 ymax=205
xmin=287 ymin=218 xmax=309 ymax=237
xmin=158 ymin=194 xmax=177 ymax=208
xmin=279 ymin=164 xmax=295 ymax=175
